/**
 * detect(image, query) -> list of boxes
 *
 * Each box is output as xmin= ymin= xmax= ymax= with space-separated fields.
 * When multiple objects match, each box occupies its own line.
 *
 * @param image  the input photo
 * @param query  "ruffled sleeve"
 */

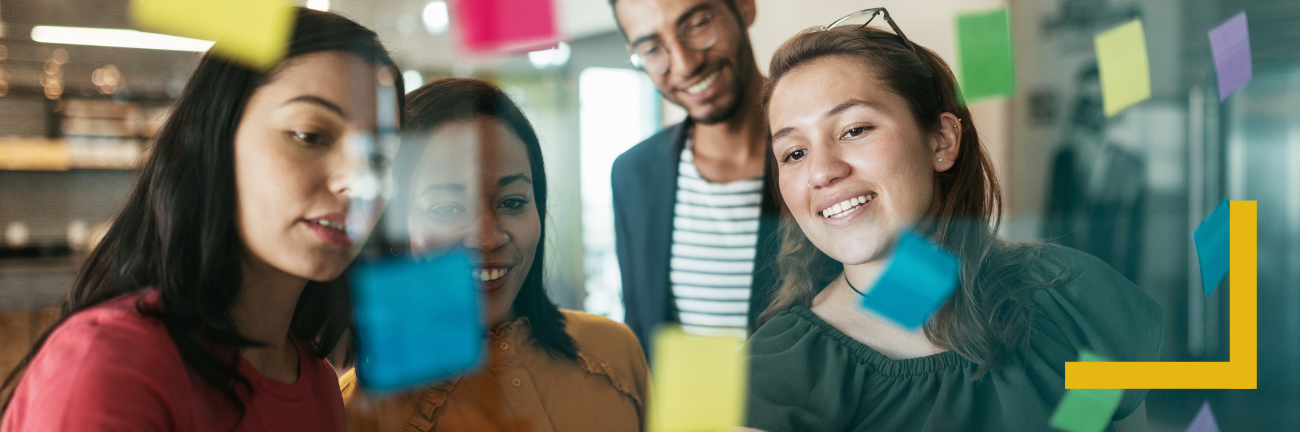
xmin=561 ymin=311 xmax=651 ymax=418
xmin=1026 ymin=244 xmax=1166 ymax=420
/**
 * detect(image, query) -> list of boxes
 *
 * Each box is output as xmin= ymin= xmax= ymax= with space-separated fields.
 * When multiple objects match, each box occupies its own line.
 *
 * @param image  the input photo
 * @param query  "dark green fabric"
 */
xmin=745 ymin=244 xmax=1164 ymax=432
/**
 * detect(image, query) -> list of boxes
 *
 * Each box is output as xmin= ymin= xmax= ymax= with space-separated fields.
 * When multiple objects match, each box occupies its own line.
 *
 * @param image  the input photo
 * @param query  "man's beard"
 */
xmin=691 ymin=36 xmax=756 ymax=125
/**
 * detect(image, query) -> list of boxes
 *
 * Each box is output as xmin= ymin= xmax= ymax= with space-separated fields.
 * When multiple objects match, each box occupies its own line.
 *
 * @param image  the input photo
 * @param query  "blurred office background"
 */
xmin=1 ymin=0 xmax=1297 ymax=429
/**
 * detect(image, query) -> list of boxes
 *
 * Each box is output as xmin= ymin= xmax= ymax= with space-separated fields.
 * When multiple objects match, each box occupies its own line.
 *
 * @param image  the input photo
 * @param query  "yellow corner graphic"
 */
xmin=1065 ymin=200 xmax=1256 ymax=389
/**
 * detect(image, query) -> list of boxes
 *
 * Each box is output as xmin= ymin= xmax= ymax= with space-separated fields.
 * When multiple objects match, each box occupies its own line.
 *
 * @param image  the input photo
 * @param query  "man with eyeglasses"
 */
xmin=607 ymin=0 xmax=779 ymax=356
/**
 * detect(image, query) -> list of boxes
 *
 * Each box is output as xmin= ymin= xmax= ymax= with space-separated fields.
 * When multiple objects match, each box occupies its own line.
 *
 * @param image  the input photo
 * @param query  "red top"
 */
xmin=1 ymin=291 xmax=345 ymax=432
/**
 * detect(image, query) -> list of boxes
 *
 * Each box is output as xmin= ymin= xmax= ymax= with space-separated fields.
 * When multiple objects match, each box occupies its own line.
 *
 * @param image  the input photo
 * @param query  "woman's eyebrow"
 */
xmin=772 ymin=99 xmax=884 ymax=142
xmin=283 ymin=95 xmax=348 ymax=119
xmin=498 ymin=173 xmax=531 ymax=188
xmin=418 ymin=183 xmax=466 ymax=197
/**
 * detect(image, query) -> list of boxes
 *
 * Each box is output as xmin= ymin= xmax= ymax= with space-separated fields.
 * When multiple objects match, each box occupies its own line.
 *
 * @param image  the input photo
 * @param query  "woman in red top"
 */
xmin=0 ymin=8 xmax=404 ymax=432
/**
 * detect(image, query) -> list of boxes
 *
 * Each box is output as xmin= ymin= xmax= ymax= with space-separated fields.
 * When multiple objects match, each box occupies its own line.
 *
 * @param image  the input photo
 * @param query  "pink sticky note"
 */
xmin=455 ymin=0 xmax=557 ymax=53
xmin=1207 ymin=12 xmax=1251 ymax=101
xmin=1185 ymin=402 xmax=1220 ymax=432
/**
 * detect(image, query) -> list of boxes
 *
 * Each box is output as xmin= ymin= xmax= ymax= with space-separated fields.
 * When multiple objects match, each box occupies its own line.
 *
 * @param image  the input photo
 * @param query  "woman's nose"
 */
xmin=806 ymin=146 xmax=851 ymax=189
xmin=463 ymin=214 xmax=509 ymax=251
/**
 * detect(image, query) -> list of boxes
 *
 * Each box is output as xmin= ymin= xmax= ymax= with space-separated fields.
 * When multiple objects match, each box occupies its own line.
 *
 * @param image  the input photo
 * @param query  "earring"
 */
xmin=938 ymin=158 xmax=944 ymax=162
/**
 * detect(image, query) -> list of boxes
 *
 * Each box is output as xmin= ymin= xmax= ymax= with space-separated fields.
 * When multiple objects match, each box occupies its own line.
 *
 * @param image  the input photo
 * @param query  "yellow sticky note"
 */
xmin=1094 ymin=19 xmax=1151 ymax=117
xmin=131 ymin=0 xmax=294 ymax=70
xmin=647 ymin=327 xmax=747 ymax=432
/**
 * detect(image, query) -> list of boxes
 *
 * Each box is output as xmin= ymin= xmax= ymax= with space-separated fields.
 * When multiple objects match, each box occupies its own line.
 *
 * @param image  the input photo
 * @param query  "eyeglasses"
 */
xmin=824 ymin=7 xmax=920 ymax=58
xmin=628 ymin=8 xmax=719 ymax=76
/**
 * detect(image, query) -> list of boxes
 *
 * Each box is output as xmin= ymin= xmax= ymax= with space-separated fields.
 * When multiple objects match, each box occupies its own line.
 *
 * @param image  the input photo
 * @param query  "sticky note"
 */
xmin=1094 ymin=19 xmax=1151 ymax=117
xmin=130 ymin=0 xmax=294 ymax=70
xmin=455 ymin=0 xmax=557 ymax=53
xmin=647 ymin=327 xmax=747 ymax=432
xmin=1208 ymin=12 xmax=1252 ymax=101
xmin=1194 ymin=200 xmax=1230 ymax=297
xmin=955 ymin=7 xmax=1017 ymax=102
xmin=860 ymin=231 xmax=961 ymax=329
xmin=1050 ymin=351 xmax=1123 ymax=432
xmin=1185 ymin=402 xmax=1220 ymax=432
xmin=351 ymin=250 xmax=482 ymax=392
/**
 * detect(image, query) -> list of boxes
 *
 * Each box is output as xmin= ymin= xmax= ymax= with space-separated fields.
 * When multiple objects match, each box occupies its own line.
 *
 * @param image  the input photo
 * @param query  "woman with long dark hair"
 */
xmin=744 ymin=10 xmax=1164 ymax=432
xmin=1 ymin=8 xmax=403 ymax=432
xmin=339 ymin=78 xmax=649 ymax=432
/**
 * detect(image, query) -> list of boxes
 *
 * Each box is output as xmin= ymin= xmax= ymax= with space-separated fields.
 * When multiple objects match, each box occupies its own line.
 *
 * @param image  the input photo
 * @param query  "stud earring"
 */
xmin=938 ymin=158 xmax=944 ymax=162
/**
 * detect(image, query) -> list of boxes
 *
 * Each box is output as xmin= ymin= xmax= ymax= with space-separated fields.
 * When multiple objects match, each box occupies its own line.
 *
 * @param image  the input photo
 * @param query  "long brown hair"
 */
xmin=757 ymin=25 xmax=1060 ymax=378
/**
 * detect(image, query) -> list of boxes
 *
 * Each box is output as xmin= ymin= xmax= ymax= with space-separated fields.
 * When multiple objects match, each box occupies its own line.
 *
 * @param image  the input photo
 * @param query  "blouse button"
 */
xmin=499 ymin=342 xmax=509 ymax=350
xmin=512 ymin=378 xmax=522 ymax=387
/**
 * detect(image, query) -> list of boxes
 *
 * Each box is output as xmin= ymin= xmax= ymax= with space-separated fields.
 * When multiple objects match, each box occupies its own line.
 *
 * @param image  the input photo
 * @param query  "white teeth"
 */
xmin=821 ymin=193 xmax=877 ymax=219
xmin=473 ymin=268 xmax=509 ymax=282
xmin=685 ymin=71 xmax=719 ymax=94
xmin=313 ymin=219 xmax=346 ymax=232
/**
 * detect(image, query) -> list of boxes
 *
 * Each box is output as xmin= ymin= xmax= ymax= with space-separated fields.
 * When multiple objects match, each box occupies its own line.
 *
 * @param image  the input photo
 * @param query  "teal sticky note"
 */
xmin=860 ymin=231 xmax=961 ymax=329
xmin=955 ymin=7 xmax=1017 ymax=102
xmin=1193 ymin=200 xmax=1230 ymax=296
xmin=351 ymin=249 xmax=482 ymax=392
xmin=1050 ymin=351 xmax=1123 ymax=432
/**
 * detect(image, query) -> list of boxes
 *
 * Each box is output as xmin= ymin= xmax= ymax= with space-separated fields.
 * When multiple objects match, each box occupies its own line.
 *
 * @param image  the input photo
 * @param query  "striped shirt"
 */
xmin=670 ymin=139 xmax=763 ymax=335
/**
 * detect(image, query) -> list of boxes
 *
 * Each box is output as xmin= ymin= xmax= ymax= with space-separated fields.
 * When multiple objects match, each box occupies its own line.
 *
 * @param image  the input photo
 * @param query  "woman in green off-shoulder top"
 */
xmin=749 ymin=11 xmax=1164 ymax=432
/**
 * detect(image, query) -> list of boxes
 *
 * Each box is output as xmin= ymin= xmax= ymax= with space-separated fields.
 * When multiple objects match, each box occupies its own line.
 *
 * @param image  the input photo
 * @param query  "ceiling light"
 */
xmin=423 ymin=1 xmax=449 ymax=35
xmin=306 ymin=0 xmax=329 ymax=11
xmin=31 ymin=26 xmax=213 ymax=52
xmin=528 ymin=42 xmax=570 ymax=69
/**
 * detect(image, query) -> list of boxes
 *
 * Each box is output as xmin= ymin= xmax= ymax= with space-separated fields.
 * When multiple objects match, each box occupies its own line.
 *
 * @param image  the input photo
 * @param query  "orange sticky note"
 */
xmin=130 ymin=0 xmax=294 ymax=70
xmin=647 ymin=327 xmax=747 ymax=432
xmin=1094 ymin=19 xmax=1151 ymax=117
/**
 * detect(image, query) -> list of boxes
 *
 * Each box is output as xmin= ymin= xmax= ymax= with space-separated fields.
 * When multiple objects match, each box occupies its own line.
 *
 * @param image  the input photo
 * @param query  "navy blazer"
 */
xmin=610 ymin=119 xmax=782 ymax=358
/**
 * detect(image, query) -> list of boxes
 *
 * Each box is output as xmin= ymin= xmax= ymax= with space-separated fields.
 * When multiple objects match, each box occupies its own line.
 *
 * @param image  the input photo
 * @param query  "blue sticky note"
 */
xmin=860 ymin=231 xmax=961 ymax=329
xmin=1208 ymin=12 xmax=1252 ymax=101
xmin=1193 ymin=200 xmax=1230 ymax=297
xmin=1185 ymin=401 xmax=1220 ymax=432
xmin=351 ymin=250 xmax=482 ymax=392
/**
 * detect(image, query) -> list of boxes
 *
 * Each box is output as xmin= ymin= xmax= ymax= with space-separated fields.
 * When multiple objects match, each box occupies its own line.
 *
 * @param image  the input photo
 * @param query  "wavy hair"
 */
xmin=757 ymin=25 xmax=1061 ymax=378
xmin=2 ymin=7 xmax=404 ymax=418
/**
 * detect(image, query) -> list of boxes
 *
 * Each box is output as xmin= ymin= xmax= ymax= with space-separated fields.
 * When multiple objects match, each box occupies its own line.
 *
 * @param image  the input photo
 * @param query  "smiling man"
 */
xmin=608 ymin=0 xmax=779 ymax=356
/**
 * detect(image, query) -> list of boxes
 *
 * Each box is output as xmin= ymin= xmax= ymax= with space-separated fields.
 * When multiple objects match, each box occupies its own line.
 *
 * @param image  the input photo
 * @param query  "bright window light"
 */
xmin=423 ymin=1 xmax=449 ymax=35
xmin=306 ymin=0 xmax=330 ymax=11
xmin=30 ymin=26 xmax=213 ymax=52
xmin=401 ymin=70 xmax=423 ymax=93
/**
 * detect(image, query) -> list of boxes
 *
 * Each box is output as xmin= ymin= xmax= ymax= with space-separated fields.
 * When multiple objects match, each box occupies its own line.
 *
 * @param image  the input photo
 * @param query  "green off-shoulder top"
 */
xmin=745 ymin=244 xmax=1165 ymax=432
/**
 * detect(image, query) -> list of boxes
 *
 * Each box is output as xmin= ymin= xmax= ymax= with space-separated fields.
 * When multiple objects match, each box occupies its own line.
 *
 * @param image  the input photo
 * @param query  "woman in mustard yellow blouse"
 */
xmin=339 ymin=78 xmax=649 ymax=432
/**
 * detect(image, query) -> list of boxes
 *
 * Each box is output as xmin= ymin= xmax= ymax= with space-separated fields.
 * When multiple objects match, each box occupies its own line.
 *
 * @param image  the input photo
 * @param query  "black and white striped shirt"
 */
xmin=670 ymin=140 xmax=763 ymax=335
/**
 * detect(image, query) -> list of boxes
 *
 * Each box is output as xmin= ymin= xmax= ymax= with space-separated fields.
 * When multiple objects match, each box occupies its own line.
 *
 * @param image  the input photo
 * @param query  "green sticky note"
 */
xmin=1049 ymin=351 xmax=1123 ymax=432
xmin=647 ymin=327 xmax=747 ymax=432
xmin=955 ymin=7 xmax=1016 ymax=102
xmin=1094 ymin=19 xmax=1151 ymax=117
xmin=131 ymin=0 xmax=295 ymax=70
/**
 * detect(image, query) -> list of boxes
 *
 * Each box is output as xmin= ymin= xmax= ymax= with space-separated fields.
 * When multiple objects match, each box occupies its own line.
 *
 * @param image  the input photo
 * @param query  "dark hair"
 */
xmin=757 ymin=25 xmax=1061 ymax=378
xmin=2 ymin=7 xmax=404 ymax=417
xmin=394 ymin=77 xmax=579 ymax=361
xmin=607 ymin=0 xmax=741 ymax=42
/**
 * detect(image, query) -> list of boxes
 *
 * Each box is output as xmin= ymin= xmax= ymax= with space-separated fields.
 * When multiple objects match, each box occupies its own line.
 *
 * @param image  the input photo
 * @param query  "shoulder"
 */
xmin=560 ymin=311 xmax=650 ymax=408
xmin=6 ymin=292 xmax=185 ymax=431
xmin=611 ymin=122 xmax=684 ymax=183
xmin=749 ymin=306 xmax=850 ymax=361
xmin=46 ymin=292 xmax=178 ymax=366
xmin=562 ymin=310 xmax=644 ymax=360
xmin=1023 ymin=243 xmax=1165 ymax=361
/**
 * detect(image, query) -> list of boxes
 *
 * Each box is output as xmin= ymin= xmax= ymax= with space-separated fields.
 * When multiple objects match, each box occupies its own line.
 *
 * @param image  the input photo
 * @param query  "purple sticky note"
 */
xmin=1208 ymin=12 xmax=1252 ymax=101
xmin=456 ymin=0 xmax=557 ymax=54
xmin=1184 ymin=401 xmax=1220 ymax=432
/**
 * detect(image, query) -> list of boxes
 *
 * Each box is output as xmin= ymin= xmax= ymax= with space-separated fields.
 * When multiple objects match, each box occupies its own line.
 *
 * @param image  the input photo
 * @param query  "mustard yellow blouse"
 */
xmin=340 ymin=311 xmax=650 ymax=432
